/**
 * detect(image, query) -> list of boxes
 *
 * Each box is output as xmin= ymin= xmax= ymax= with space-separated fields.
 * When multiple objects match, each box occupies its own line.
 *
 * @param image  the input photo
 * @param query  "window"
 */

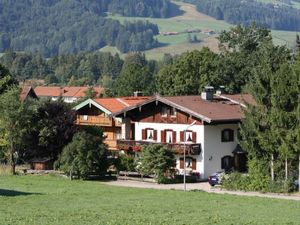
xmin=147 ymin=129 xmax=154 ymax=140
xmin=179 ymin=157 xmax=196 ymax=170
xmin=221 ymin=129 xmax=234 ymax=142
xmin=170 ymin=108 xmax=177 ymax=117
xmin=166 ymin=130 xmax=173 ymax=143
xmin=161 ymin=106 xmax=168 ymax=117
xmin=180 ymin=130 xmax=196 ymax=143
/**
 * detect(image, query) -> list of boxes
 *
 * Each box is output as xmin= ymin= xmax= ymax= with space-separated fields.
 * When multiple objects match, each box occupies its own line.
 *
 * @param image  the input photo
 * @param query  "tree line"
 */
xmin=184 ymin=0 xmax=300 ymax=31
xmin=0 ymin=0 xmax=163 ymax=57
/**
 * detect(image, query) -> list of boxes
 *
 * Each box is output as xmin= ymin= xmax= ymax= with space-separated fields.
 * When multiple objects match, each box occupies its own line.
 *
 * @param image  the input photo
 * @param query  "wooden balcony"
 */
xmin=105 ymin=139 xmax=118 ymax=151
xmin=116 ymin=140 xmax=201 ymax=155
xmin=76 ymin=115 xmax=121 ymax=127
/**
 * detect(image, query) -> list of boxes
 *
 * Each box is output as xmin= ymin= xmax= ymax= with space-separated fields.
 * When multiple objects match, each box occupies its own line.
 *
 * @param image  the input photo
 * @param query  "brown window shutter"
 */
xmin=180 ymin=131 xmax=184 ymax=142
xmin=192 ymin=132 xmax=197 ymax=143
xmin=153 ymin=130 xmax=157 ymax=141
xmin=142 ymin=129 xmax=146 ymax=140
xmin=179 ymin=158 xmax=184 ymax=169
xmin=192 ymin=158 xmax=196 ymax=170
xmin=172 ymin=131 xmax=176 ymax=143
xmin=161 ymin=130 xmax=165 ymax=143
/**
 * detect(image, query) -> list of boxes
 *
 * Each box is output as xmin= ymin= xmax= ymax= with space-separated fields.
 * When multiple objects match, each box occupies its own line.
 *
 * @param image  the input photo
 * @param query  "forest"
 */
xmin=0 ymin=0 xmax=176 ymax=56
xmin=183 ymin=0 xmax=300 ymax=31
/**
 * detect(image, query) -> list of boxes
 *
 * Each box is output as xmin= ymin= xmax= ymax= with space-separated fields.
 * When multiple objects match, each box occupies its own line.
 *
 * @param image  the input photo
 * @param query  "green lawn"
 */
xmin=1 ymin=175 xmax=300 ymax=225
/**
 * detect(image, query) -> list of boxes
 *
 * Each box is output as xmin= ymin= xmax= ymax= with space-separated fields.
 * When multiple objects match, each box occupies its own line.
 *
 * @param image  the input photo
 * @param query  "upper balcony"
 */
xmin=116 ymin=140 xmax=201 ymax=155
xmin=76 ymin=115 xmax=121 ymax=127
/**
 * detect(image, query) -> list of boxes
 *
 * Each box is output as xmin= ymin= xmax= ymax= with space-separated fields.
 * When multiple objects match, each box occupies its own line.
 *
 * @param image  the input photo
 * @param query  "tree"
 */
xmin=29 ymin=100 xmax=78 ymax=160
xmin=0 ymin=87 xmax=36 ymax=174
xmin=0 ymin=64 xmax=17 ymax=95
xmin=138 ymin=144 xmax=176 ymax=181
xmin=58 ymin=129 xmax=108 ymax=179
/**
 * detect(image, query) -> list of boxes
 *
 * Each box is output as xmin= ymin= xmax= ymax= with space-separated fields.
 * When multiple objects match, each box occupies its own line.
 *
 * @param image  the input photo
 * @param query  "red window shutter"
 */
xmin=142 ymin=129 xmax=146 ymax=140
xmin=180 ymin=131 xmax=184 ymax=142
xmin=192 ymin=158 xmax=196 ymax=170
xmin=153 ymin=130 xmax=157 ymax=141
xmin=161 ymin=130 xmax=165 ymax=143
xmin=192 ymin=132 xmax=197 ymax=143
xmin=172 ymin=131 xmax=176 ymax=143
xmin=179 ymin=158 xmax=184 ymax=169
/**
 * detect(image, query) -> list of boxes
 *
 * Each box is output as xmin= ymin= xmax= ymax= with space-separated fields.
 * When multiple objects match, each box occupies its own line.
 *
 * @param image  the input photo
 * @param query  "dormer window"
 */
xmin=170 ymin=108 xmax=177 ymax=117
xmin=221 ymin=129 xmax=234 ymax=142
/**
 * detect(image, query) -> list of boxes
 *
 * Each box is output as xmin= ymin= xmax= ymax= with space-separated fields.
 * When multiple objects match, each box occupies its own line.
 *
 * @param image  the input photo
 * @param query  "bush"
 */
xmin=115 ymin=154 xmax=137 ymax=172
xmin=138 ymin=144 xmax=176 ymax=181
xmin=57 ymin=130 xmax=108 ymax=179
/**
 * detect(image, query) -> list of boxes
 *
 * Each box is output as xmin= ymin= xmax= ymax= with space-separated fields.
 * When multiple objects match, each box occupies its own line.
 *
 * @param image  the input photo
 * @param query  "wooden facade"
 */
xmin=76 ymin=104 xmax=121 ymax=150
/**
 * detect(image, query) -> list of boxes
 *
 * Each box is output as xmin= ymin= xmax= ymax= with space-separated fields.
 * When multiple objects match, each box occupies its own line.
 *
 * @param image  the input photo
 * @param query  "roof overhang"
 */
xmin=73 ymin=98 xmax=112 ymax=115
xmin=112 ymin=95 xmax=213 ymax=123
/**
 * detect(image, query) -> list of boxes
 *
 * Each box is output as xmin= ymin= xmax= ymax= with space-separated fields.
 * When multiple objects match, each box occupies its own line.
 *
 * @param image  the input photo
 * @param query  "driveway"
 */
xmin=101 ymin=179 xmax=300 ymax=201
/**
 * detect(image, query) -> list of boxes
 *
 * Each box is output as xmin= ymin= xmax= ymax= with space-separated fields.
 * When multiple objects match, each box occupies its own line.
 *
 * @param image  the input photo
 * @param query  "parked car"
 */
xmin=208 ymin=171 xmax=224 ymax=186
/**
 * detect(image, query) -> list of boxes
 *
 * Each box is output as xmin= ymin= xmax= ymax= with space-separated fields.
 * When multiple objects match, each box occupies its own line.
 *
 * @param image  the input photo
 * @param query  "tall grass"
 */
xmin=0 ymin=164 xmax=11 ymax=175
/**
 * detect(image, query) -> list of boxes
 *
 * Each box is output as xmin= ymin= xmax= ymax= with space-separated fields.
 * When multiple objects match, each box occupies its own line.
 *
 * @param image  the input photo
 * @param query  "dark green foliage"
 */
xmin=0 ymin=64 xmax=17 ymax=95
xmin=184 ymin=0 xmax=300 ymax=31
xmin=58 ymin=130 xmax=108 ymax=179
xmin=115 ymin=154 xmax=137 ymax=172
xmin=113 ymin=53 xmax=156 ymax=96
xmin=0 ymin=1 xmax=162 ymax=56
xmin=27 ymin=100 xmax=78 ymax=161
xmin=138 ymin=144 xmax=176 ymax=181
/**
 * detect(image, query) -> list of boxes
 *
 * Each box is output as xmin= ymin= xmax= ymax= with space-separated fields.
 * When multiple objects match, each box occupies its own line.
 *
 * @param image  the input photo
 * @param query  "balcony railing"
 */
xmin=116 ymin=140 xmax=201 ymax=155
xmin=76 ymin=115 xmax=121 ymax=127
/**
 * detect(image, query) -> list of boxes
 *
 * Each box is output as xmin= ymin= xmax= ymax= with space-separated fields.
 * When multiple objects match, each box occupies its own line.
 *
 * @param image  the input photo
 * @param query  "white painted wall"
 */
xmin=134 ymin=122 xmax=205 ymax=176
xmin=203 ymin=124 xmax=239 ymax=178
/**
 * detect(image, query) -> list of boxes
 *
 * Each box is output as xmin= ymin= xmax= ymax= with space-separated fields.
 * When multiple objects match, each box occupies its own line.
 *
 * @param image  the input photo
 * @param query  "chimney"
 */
xmin=216 ymin=86 xmax=225 ymax=95
xmin=201 ymin=86 xmax=214 ymax=101
xmin=133 ymin=91 xmax=143 ymax=97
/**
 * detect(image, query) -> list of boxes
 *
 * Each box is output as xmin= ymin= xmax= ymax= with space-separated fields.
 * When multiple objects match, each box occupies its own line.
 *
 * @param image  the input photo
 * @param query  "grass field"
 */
xmin=1 ymin=175 xmax=300 ymax=225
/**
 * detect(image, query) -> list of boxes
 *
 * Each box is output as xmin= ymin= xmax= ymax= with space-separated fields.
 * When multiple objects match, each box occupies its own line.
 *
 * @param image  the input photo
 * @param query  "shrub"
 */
xmin=57 ymin=130 xmax=108 ymax=179
xmin=115 ymin=154 xmax=137 ymax=172
xmin=138 ymin=144 xmax=176 ymax=181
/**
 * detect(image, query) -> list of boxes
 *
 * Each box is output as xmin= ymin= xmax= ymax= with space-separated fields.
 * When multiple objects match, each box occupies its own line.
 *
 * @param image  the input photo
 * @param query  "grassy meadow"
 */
xmin=1 ymin=175 xmax=300 ymax=225
xmin=102 ymin=1 xmax=299 ymax=60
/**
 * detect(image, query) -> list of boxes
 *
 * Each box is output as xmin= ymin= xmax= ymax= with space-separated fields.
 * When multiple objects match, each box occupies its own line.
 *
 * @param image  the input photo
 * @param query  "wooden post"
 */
xmin=271 ymin=154 xmax=274 ymax=181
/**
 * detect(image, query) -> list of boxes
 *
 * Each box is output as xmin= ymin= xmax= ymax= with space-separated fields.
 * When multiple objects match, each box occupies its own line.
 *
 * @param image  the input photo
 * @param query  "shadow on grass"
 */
xmin=0 ymin=189 xmax=42 ymax=197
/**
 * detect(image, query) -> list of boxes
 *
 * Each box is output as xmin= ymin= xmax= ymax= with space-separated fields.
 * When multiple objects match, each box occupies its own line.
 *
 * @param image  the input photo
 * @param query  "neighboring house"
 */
xmin=112 ymin=87 xmax=254 ymax=179
xmin=19 ymin=86 xmax=38 ymax=102
xmin=34 ymin=86 xmax=103 ymax=103
xmin=73 ymin=96 xmax=150 ymax=151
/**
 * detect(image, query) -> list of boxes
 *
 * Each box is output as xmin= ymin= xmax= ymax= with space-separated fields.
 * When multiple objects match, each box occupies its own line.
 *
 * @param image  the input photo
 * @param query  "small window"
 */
xmin=185 ymin=131 xmax=193 ymax=142
xmin=170 ymin=108 xmax=177 ymax=117
xmin=221 ymin=129 xmax=234 ymax=142
xmin=166 ymin=130 xmax=173 ymax=143
xmin=161 ymin=106 xmax=168 ymax=117
xmin=147 ymin=129 xmax=154 ymax=140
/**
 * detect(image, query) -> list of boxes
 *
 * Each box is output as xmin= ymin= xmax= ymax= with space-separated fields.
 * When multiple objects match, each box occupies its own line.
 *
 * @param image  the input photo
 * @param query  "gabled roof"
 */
xmin=34 ymin=86 xmax=103 ymax=98
xmin=19 ymin=86 xmax=38 ymax=102
xmin=112 ymin=94 xmax=253 ymax=123
xmin=74 ymin=96 xmax=151 ymax=114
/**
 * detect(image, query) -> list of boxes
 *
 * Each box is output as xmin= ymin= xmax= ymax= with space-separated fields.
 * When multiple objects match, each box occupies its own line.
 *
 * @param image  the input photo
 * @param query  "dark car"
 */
xmin=208 ymin=171 xmax=224 ymax=186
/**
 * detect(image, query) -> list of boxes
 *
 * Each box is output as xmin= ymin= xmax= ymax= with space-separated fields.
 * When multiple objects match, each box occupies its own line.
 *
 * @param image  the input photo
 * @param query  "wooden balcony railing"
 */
xmin=116 ymin=140 xmax=201 ymax=155
xmin=76 ymin=115 xmax=121 ymax=127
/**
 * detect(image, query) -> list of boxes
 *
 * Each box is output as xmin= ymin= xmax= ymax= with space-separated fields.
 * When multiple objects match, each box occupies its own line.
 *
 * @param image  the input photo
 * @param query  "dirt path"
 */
xmin=170 ymin=1 xmax=216 ymax=21
xmin=102 ymin=180 xmax=300 ymax=201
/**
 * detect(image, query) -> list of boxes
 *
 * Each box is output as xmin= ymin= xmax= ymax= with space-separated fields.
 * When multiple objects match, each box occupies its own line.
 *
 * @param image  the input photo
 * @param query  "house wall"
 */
xmin=134 ymin=122 xmax=205 ymax=176
xmin=203 ymin=123 xmax=239 ymax=178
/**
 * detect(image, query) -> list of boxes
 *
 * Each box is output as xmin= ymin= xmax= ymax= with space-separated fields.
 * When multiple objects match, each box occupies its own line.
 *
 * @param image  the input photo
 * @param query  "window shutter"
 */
xmin=153 ymin=130 xmax=157 ymax=141
xmin=142 ymin=129 xmax=146 ymax=140
xmin=192 ymin=158 xmax=196 ymax=170
xmin=179 ymin=158 xmax=184 ymax=169
xmin=180 ymin=131 xmax=184 ymax=142
xmin=161 ymin=130 xmax=165 ymax=143
xmin=172 ymin=131 xmax=176 ymax=143
xmin=192 ymin=132 xmax=197 ymax=143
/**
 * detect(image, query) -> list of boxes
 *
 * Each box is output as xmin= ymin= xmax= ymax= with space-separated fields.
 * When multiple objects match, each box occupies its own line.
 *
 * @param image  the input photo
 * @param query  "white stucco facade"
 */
xmin=133 ymin=121 xmax=239 ymax=179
